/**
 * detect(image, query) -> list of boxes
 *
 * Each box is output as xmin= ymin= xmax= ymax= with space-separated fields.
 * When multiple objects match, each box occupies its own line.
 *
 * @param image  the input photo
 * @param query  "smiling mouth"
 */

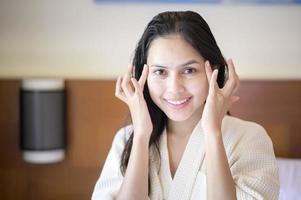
xmin=165 ymin=97 xmax=192 ymax=108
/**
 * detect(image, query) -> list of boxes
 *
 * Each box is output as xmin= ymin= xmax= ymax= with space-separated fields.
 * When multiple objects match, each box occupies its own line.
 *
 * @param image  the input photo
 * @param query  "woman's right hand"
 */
xmin=115 ymin=64 xmax=153 ymax=140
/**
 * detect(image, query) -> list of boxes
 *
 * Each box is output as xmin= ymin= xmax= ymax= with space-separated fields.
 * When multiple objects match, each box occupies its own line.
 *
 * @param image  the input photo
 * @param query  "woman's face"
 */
xmin=147 ymin=34 xmax=209 ymax=123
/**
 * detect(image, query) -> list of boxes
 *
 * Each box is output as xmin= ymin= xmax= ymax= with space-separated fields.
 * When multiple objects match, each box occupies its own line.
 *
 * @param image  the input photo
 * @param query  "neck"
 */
xmin=166 ymin=107 xmax=203 ymax=137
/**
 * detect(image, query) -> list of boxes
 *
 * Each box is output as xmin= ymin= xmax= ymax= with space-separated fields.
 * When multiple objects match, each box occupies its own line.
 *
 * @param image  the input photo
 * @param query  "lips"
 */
xmin=165 ymin=97 xmax=192 ymax=109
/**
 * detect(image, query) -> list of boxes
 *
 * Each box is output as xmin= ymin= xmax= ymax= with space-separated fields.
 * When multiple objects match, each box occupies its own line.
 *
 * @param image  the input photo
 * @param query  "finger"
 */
xmin=115 ymin=76 xmax=127 ymax=103
xmin=233 ymin=75 xmax=240 ymax=94
xmin=121 ymin=65 xmax=134 ymax=96
xmin=115 ymin=75 xmax=121 ymax=95
xmin=227 ymin=95 xmax=240 ymax=109
xmin=229 ymin=59 xmax=237 ymax=73
xmin=138 ymin=64 xmax=148 ymax=89
xmin=133 ymin=65 xmax=136 ymax=78
xmin=205 ymin=60 xmax=213 ymax=84
xmin=131 ymin=78 xmax=142 ymax=97
xmin=229 ymin=59 xmax=240 ymax=94
xmin=227 ymin=58 xmax=237 ymax=81
xmin=209 ymin=69 xmax=219 ymax=93
xmin=223 ymin=59 xmax=239 ymax=97
xmin=231 ymin=95 xmax=240 ymax=103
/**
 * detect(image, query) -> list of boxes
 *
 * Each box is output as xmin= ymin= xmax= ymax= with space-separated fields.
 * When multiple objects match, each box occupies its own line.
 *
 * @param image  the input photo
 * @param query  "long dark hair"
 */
xmin=120 ymin=11 xmax=228 ymax=176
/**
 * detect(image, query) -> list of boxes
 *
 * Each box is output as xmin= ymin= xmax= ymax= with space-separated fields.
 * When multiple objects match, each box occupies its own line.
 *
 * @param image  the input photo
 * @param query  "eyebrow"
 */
xmin=150 ymin=60 xmax=200 ymax=68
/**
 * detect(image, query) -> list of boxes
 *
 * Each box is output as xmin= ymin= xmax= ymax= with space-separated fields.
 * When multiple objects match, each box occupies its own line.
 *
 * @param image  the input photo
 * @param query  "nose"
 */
xmin=166 ymin=74 xmax=185 ymax=94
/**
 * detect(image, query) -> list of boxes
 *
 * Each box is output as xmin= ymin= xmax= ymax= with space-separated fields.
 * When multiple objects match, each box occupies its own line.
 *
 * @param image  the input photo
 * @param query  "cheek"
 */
xmin=189 ymin=77 xmax=209 ymax=98
xmin=147 ymin=78 xmax=164 ymax=100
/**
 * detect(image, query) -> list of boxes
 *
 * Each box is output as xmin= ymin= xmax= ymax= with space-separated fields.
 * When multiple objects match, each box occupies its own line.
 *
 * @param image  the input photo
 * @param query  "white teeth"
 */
xmin=167 ymin=98 xmax=189 ymax=105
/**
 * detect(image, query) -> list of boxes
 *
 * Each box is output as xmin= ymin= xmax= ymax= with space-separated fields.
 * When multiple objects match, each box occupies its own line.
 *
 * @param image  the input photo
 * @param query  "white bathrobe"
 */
xmin=92 ymin=115 xmax=279 ymax=200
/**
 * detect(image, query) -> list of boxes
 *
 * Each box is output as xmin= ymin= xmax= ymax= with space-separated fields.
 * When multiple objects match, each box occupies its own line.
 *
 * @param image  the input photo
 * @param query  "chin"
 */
xmin=165 ymin=112 xmax=192 ymax=122
xmin=162 ymin=104 xmax=204 ymax=123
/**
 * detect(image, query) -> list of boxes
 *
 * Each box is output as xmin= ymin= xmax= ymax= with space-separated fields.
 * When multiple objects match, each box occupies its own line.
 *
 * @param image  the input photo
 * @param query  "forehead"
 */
xmin=147 ymin=34 xmax=204 ymax=66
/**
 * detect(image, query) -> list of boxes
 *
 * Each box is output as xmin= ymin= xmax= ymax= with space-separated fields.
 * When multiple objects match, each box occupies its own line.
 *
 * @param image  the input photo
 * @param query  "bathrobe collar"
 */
xmin=149 ymin=117 xmax=206 ymax=200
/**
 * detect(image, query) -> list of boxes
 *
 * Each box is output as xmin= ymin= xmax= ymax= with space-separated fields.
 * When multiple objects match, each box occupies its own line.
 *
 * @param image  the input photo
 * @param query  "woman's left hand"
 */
xmin=201 ymin=59 xmax=240 ymax=135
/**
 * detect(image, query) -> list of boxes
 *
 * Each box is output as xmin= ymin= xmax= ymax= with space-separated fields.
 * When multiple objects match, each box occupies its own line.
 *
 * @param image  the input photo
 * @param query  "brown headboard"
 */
xmin=229 ymin=80 xmax=301 ymax=158
xmin=0 ymin=79 xmax=300 ymax=200
xmin=63 ymin=80 xmax=301 ymax=160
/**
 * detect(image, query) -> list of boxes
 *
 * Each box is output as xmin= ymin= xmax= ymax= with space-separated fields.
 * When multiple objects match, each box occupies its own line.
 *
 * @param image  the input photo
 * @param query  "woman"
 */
xmin=92 ymin=11 xmax=279 ymax=200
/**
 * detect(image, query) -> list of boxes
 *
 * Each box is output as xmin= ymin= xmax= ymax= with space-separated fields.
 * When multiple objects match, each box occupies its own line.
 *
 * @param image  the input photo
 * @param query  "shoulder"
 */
xmin=221 ymin=115 xmax=272 ymax=146
xmin=222 ymin=115 xmax=266 ymax=132
xmin=110 ymin=125 xmax=133 ymax=151
xmin=222 ymin=116 xmax=279 ymax=199
xmin=114 ymin=125 xmax=133 ymax=142
xmin=91 ymin=125 xmax=133 ymax=199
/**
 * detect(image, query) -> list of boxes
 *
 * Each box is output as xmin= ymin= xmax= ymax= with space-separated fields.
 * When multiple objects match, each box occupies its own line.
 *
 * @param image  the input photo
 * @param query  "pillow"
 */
xmin=277 ymin=158 xmax=301 ymax=200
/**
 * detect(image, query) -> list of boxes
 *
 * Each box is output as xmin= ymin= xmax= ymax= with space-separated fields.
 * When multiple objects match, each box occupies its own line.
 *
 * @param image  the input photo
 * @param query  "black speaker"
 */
xmin=20 ymin=79 xmax=66 ymax=164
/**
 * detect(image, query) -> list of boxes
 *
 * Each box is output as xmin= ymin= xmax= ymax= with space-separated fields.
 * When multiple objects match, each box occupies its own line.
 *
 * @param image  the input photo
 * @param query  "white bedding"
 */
xmin=277 ymin=158 xmax=301 ymax=200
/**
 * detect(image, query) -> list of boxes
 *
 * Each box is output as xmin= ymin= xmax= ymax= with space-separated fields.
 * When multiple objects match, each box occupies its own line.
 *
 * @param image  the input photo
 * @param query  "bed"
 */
xmin=277 ymin=158 xmax=301 ymax=199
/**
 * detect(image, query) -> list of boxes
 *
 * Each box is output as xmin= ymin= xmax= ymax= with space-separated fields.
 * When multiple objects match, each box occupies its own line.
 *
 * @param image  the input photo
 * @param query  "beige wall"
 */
xmin=0 ymin=0 xmax=301 ymax=80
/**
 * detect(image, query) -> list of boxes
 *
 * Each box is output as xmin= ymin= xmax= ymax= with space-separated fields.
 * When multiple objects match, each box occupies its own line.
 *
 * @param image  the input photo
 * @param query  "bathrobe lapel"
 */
xmin=167 ymin=118 xmax=205 ymax=200
xmin=149 ymin=118 xmax=205 ymax=200
xmin=149 ymin=137 xmax=165 ymax=200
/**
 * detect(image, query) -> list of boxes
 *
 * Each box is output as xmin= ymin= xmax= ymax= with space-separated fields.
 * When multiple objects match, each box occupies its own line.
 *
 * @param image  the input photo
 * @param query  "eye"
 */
xmin=183 ymin=67 xmax=196 ymax=74
xmin=153 ymin=69 xmax=167 ymax=76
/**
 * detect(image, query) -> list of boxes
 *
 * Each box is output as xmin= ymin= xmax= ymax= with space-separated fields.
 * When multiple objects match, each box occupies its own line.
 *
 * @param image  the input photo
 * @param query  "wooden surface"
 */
xmin=230 ymin=80 xmax=301 ymax=158
xmin=0 ymin=79 xmax=301 ymax=199
xmin=0 ymin=80 xmax=128 ymax=200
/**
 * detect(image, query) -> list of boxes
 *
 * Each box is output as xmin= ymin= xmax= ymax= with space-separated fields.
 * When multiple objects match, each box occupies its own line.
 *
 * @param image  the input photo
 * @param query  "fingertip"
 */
xmin=205 ymin=60 xmax=210 ymax=67
xmin=212 ymin=69 xmax=219 ymax=82
xmin=144 ymin=64 xmax=149 ymax=71
xmin=228 ymin=58 xmax=233 ymax=65
xmin=205 ymin=61 xmax=211 ymax=75
xmin=142 ymin=64 xmax=149 ymax=77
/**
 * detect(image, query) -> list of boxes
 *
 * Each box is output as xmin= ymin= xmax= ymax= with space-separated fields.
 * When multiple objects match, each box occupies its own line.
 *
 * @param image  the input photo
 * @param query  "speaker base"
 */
xmin=23 ymin=149 xmax=65 ymax=164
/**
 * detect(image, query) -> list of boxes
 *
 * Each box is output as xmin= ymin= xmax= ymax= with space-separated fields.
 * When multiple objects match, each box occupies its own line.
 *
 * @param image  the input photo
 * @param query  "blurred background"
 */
xmin=1 ymin=0 xmax=301 ymax=80
xmin=0 ymin=0 xmax=301 ymax=200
